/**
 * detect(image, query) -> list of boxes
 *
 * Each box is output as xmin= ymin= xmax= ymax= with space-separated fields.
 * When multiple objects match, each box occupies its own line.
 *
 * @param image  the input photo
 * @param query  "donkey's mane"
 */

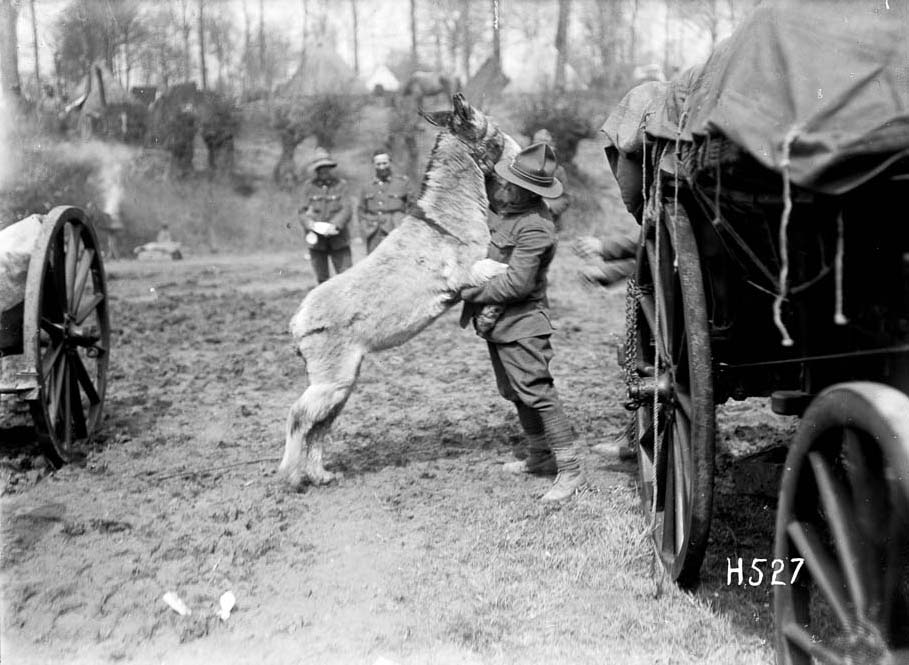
xmin=417 ymin=131 xmax=446 ymax=199
xmin=412 ymin=130 xmax=488 ymax=247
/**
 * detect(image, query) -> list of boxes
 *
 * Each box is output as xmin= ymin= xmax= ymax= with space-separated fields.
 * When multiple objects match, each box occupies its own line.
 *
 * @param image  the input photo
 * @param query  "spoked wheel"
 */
xmin=23 ymin=206 xmax=110 ymax=465
xmin=629 ymin=199 xmax=715 ymax=588
xmin=774 ymin=382 xmax=909 ymax=665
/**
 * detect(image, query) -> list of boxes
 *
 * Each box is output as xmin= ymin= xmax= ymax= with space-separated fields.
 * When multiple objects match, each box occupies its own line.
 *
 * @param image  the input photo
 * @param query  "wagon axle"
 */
xmin=43 ymin=320 xmax=101 ymax=348
xmin=624 ymin=365 xmax=675 ymax=410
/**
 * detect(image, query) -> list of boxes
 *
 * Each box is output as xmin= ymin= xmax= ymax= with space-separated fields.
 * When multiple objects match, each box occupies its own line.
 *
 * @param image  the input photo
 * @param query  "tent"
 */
xmin=66 ymin=61 xmax=132 ymax=116
xmin=365 ymin=65 xmax=400 ymax=93
xmin=503 ymin=43 xmax=586 ymax=93
xmin=278 ymin=43 xmax=365 ymax=98
xmin=463 ymin=58 xmax=510 ymax=110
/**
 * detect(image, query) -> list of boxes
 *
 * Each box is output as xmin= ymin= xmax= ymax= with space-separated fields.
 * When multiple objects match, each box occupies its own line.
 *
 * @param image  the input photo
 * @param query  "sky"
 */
xmin=15 ymin=0 xmax=732 ymax=92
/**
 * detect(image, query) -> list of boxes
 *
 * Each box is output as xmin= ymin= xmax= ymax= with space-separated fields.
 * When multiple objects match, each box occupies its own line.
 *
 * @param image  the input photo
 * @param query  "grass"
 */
xmin=0 ymin=96 xmax=789 ymax=665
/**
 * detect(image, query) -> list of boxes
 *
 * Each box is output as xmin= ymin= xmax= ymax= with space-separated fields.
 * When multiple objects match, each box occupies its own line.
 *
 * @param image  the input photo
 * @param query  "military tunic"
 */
xmin=461 ymin=202 xmax=564 ymax=413
xmin=299 ymin=176 xmax=353 ymax=282
xmin=460 ymin=202 xmax=556 ymax=343
xmin=357 ymin=173 xmax=412 ymax=253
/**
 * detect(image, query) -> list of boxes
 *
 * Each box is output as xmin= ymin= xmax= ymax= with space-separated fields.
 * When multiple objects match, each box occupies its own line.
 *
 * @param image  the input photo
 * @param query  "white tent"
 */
xmin=366 ymin=65 xmax=400 ymax=93
xmin=503 ymin=43 xmax=587 ymax=93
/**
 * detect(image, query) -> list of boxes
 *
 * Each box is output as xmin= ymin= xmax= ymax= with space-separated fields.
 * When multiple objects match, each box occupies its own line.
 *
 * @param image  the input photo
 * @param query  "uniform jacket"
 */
xmin=460 ymin=202 xmax=557 ymax=343
xmin=358 ymin=173 xmax=413 ymax=239
xmin=299 ymin=176 xmax=353 ymax=251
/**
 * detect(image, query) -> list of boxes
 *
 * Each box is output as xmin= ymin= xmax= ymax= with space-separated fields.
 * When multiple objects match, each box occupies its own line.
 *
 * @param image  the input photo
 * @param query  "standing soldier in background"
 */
xmin=358 ymin=150 xmax=413 ymax=253
xmin=531 ymin=129 xmax=571 ymax=231
xmin=298 ymin=148 xmax=353 ymax=283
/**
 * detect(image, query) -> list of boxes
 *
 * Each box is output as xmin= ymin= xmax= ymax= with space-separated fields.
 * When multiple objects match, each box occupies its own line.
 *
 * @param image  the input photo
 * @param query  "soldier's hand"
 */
xmin=468 ymin=258 xmax=508 ymax=285
xmin=579 ymin=264 xmax=608 ymax=288
xmin=578 ymin=260 xmax=636 ymax=289
xmin=572 ymin=236 xmax=604 ymax=260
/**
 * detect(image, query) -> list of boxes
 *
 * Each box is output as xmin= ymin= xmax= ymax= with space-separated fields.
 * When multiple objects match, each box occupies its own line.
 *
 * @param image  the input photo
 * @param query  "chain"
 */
xmin=623 ymin=278 xmax=641 ymax=397
xmin=623 ymin=277 xmax=653 ymax=408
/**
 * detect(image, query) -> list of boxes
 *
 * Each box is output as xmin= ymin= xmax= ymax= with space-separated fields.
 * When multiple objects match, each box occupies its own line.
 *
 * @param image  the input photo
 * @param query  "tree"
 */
xmin=178 ymin=0 xmax=192 ymax=80
xmin=30 ymin=0 xmax=39 ymax=90
xmin=629 ymin=0 xmax=640 ymax=64
xmin=206 ymin=13 xmax=235 ymax=93
xmin=132 ymin=6 xmax=182 ymax=88
xmin=490 ymin=0 xmax=500 ymax=68
xmin=258 ymin=0 xmax=265 ymax=81
xmin=583 ymin=0 xmax=627 ymax=88
xmin=198 ymin=0 xmax=207 ymax=89
xmin=350 ymin=0 xmax=359 ymax=75
xmin=553 ymin=0 xmax=571 ymax=91
xmin=53 ymin=0 xmax=143 ymax=85
xmin=459 ymin=0 xmax=472 ymax=80
xmin=0 ymin=0 xmax=21 ymax=98
xmin=410 ymin=0 xmax=418 ymax=64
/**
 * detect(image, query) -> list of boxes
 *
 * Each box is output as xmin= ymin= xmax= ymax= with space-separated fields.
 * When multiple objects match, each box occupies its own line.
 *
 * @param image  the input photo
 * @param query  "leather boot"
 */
xmin=591 ymin=418 xmax=636 ymax=461
xmin=540 ymin=467 xmax=587 ymax=502
xmin=539 ymin=409 xmax=587 ymax=502
xmin=503 ymin=432 xmax=556 ymax=476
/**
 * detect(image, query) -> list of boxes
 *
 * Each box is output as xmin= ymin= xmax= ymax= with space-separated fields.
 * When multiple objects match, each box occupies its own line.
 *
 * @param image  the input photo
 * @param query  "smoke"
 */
xmin=54 ymin=140 xmax=136 ymax=221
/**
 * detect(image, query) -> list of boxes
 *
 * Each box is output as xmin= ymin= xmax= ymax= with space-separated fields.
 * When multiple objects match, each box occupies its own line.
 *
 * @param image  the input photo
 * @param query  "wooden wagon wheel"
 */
xmin=631 ymin=199 xmax=715 ymax=587
xmin=774 ymin=382 xmax=909 ymax=665
xmin=23 ymin=206 xmax=110 ymax=465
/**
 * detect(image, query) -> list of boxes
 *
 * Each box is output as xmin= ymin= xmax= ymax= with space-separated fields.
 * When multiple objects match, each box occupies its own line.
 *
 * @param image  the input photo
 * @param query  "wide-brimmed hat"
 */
xmin=308 ymin=147 xmax=337 ymax=172
xmin=494 ymin=143 xmax=563 ymax=198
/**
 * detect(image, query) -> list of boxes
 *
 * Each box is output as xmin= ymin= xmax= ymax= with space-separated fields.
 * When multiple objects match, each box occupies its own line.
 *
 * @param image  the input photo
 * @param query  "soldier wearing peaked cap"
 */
xmin=297 ymin=147 xmax=353 ymax=283
xmin=461 ymin=142 xmax=587 ymax=503
xmin=358 ymin=150 xmax=413 ymax=254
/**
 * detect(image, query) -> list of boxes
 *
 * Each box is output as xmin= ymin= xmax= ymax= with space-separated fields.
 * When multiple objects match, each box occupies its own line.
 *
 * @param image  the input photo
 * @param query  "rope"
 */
xmin=834 ymin=211 xmax=848 ymax=325
xmin=672 ymin=112 xmax=688 ymax=268
xmin=649 ymin=160 xmax=665 ymax=536
xmin=641 ymin=133 xmax=649 ymax=221
xmin=772 ymin=127 xmax=799 ymax=347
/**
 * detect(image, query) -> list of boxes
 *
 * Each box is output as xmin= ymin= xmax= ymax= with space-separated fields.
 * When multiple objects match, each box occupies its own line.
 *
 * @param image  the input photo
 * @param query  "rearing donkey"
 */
xmin=280 ymin=94 xmax=520 ymax=489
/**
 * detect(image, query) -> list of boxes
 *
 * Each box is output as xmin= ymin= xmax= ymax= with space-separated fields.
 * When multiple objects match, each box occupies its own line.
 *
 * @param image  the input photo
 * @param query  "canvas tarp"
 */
xmin=0 ymin=214 xmax=42 ymax=314
xmin=643 ymin=0 xmax=909 ymax=194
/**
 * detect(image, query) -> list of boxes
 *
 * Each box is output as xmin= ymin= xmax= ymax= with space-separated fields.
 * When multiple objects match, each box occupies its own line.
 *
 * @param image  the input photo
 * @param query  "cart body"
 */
xmin=0 ymin=206 xmax=110 ymax=464
xmin=603 ymin=3 xmax=909 ymax=662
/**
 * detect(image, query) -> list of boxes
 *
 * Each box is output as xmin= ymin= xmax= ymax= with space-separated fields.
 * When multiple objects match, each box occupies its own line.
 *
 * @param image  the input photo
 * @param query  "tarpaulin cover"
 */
xmin=644 ymin=0 xmax=909 ymax=194
xmin=0 ymin=214 xmax=42 ymax=314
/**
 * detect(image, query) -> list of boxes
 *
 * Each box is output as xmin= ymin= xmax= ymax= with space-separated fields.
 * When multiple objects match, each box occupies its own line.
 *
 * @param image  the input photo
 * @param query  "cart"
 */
xmin=607 ymin=4 xmax=909 ymax=663
xmin=0 ymin=206 xmax=111 ymax=465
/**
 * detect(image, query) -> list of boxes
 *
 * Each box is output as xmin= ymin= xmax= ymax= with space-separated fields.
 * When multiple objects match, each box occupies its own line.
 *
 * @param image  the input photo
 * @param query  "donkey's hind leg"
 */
xmin=280 ymin=346 xmax=363 ymax=489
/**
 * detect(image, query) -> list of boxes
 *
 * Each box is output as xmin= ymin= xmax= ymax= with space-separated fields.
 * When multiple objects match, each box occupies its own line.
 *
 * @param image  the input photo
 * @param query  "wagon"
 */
xmin=606 ymin=4 xmax=909 ymax=663
xmin=0 ymin=206 xmax=110 ymax=465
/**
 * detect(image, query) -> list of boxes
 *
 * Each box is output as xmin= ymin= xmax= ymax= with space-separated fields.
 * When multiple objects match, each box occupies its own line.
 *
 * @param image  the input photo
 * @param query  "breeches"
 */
xmin=309 ymin=248 xmax=352 ymax=283
xmin=487 ymin=335 xmax=561 ymax=412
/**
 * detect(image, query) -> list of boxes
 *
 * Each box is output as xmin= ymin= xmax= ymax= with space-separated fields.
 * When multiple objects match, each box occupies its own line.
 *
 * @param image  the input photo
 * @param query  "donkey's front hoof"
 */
xmin=307 ymin=468 xmax=340 ymax=486
xmin=280 ymin=468 xmax=307 ymax=493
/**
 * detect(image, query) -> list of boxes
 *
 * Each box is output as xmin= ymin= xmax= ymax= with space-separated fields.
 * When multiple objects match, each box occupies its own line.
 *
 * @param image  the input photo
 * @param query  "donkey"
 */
xmin=280 ymin=94 xmax=520 ymax=489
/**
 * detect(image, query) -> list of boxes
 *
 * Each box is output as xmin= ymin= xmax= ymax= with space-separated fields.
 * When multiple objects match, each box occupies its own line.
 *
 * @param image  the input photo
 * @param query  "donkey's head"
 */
xmin=421 ymin=93 xmax=517 ymax=175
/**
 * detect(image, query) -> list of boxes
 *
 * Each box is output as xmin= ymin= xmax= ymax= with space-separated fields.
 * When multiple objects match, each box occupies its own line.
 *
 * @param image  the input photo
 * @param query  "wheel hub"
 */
xmin=627 ymin=371 xmax=675 ymax=407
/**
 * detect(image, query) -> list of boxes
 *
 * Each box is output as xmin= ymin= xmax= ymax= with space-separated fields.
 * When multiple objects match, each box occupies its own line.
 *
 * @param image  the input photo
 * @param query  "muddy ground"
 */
xmin=0 ymin=225 xmax=794 ymax=664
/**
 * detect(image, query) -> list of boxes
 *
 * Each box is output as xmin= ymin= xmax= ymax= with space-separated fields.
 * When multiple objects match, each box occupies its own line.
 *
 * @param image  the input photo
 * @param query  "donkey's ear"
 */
xmin=420 ymin=109 xmax=452 ymax=127
xmin=452 ymin=93 xmax=471 ymax=120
